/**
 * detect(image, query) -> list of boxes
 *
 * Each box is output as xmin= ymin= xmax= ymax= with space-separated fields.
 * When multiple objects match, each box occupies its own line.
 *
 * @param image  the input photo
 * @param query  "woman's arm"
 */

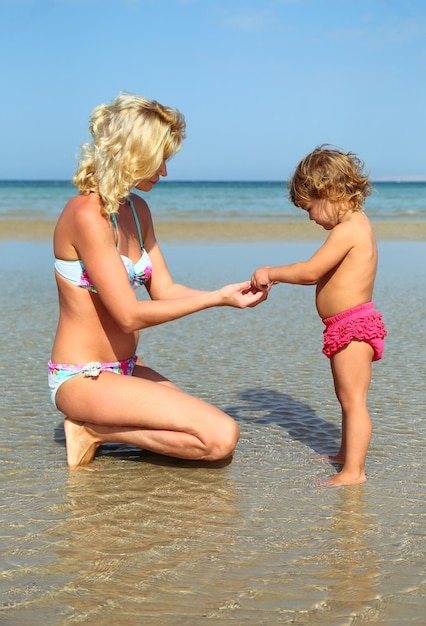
xmin=71 ymin=196 xmax=266 ymax=333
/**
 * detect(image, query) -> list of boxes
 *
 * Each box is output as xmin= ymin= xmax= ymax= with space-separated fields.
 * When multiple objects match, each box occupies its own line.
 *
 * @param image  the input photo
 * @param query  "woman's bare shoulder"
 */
xmin=56 ymin=193 xmax=112 ymax=250
xmin=61 ymin=194 xmax=111 ymax=231
xmin=62 ymin=193 xmax=102 ymax=215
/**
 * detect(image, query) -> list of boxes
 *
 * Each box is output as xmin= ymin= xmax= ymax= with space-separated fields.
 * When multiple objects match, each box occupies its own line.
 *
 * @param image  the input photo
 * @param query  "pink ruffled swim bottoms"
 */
xmin=322 ymin=301 xmax=387 ymax=361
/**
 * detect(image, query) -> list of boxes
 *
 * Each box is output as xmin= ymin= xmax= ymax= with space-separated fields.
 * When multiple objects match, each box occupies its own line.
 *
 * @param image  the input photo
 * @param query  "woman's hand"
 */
xmin=219 ymin=281 xmax=270 ymax=309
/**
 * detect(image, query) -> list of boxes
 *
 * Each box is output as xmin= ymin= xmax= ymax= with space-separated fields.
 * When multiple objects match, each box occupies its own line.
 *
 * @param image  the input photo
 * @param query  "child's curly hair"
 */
xmin=73 ymin=93 xmax=186 ymax=216
xmin=288 ymin=145 xmax=372 ymax=211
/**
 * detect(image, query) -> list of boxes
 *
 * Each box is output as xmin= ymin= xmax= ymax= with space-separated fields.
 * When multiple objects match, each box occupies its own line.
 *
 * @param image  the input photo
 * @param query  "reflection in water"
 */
xmin=222 ymin=387 xmax=382 ymax=623
xmin=47 ymin=455 xmax=241 ymax=622
xmin=315 ymin=486 xmax=380 ymax=620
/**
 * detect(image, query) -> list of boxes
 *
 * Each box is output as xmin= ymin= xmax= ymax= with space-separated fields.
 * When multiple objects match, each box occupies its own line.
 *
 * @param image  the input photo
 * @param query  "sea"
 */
xmin=1 ymin=179 xmax=425 ymax=624
xmin=0 ymin=179 xmax=425 ymax=222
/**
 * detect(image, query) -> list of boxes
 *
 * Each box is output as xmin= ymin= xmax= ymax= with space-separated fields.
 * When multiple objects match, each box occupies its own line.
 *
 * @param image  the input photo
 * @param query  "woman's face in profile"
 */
xmin=134 ymin=160 xmax=168 ymax=192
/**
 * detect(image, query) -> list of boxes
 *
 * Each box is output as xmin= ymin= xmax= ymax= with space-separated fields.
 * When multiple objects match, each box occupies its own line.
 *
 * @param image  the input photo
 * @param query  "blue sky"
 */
xmin=1 ymin=0 xmax=425 ymax=181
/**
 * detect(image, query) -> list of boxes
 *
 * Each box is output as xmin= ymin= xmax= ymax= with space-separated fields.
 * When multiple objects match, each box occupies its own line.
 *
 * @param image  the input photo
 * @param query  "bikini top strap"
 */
xmin=110 ymin=213 xmax=120 ymax=250
xmin=127 ymin=196 xmax=144 ymax=249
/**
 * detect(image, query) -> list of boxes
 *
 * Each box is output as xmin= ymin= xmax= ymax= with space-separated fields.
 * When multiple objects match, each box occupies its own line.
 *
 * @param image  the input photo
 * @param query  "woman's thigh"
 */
xmin=55 ymin=364 xmax=234 ymax=437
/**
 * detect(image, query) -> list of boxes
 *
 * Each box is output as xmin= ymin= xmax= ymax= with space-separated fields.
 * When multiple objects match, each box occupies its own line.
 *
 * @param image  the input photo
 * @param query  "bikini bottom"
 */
xmin=48 ymin=355 xmax=138 ymax=409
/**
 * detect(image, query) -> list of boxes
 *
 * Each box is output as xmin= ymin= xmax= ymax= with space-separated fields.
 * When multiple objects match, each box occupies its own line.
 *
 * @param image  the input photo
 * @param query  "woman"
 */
xmin=49 ymin=93 xmax=267 ymax=470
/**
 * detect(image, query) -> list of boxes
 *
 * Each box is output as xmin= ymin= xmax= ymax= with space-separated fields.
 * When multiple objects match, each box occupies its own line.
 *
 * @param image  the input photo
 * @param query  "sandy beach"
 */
xmin=1 ymin=217 xmax=426 ymax=241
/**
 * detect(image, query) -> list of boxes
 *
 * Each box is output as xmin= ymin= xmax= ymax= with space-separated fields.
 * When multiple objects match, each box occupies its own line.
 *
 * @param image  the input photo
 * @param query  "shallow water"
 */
xmin=0 ymin=240 xmax=425 ymax=625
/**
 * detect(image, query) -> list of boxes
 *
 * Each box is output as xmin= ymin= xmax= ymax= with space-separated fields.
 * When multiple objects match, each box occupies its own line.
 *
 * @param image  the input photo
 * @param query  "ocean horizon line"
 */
xmin=1 ymin=178 xmax=426 ymax=185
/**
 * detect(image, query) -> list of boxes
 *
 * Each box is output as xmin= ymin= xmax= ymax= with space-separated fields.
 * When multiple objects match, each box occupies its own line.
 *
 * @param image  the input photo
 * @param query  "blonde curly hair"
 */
xmin=288 ymin=145 xmax=372 ymax=212
xmin=73 ymin=93 xmax=186 ymax=215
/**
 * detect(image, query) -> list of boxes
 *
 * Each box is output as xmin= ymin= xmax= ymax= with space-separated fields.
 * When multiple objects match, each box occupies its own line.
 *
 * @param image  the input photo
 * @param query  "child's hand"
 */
xmin=251 ymin=267 xmax=273 ymax=290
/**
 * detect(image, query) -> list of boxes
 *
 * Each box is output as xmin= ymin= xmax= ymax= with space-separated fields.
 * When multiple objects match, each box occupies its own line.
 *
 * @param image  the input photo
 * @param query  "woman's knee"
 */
xmin=205 ymin=419 xmax=240 ymax=461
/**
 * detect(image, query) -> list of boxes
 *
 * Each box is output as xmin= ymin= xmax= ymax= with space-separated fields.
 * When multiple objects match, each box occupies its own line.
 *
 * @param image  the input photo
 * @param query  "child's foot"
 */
xmin=316 ymin=471 xmax=366 ymax=488
xmin=64 ymin=417 xmax=100 ymax=470
xmin=315 ymin=454 xmax=345 ymax=464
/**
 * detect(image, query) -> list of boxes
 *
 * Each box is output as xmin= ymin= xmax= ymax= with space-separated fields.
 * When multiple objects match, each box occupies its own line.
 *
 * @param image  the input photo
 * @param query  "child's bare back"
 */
xmin=315 ymin=210 xmax=378 ymax=319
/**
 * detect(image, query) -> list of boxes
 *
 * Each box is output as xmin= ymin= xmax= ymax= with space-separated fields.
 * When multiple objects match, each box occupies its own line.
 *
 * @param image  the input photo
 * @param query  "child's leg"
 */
xmin=318 ymin=340 xmax=374 ymax=487
xmin=316 ymin=416 xmax=346 ymax=464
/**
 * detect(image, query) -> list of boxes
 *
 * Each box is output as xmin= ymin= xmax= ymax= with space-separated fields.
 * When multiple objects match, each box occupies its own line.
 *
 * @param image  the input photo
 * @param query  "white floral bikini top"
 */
xmin=54 ymin=196 xmax=152 ymax=292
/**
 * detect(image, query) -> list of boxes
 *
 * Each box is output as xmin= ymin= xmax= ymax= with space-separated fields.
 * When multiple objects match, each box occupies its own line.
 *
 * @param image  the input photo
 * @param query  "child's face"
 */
xmin=300 ymin=198 xmax=340 ymax=230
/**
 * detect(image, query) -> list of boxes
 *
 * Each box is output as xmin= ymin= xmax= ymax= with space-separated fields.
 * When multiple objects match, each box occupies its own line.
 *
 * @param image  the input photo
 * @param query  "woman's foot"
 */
xmin=64 ymin=417 xmax=100 ymax=470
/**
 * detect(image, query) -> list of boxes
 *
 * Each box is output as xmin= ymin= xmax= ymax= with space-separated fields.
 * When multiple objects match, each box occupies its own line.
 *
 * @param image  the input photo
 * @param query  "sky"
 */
xmin=1 ymin=0 xmax=425 ymax=181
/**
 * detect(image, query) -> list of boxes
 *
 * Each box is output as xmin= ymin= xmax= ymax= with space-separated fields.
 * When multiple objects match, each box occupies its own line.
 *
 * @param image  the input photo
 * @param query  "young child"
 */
xmin=251 ymin=145 xmax=387 ymax=487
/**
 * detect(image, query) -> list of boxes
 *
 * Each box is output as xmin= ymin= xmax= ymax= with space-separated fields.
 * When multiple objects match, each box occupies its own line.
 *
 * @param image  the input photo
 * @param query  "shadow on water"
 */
xmin=226 ymin=387 xmax=342 ymax=458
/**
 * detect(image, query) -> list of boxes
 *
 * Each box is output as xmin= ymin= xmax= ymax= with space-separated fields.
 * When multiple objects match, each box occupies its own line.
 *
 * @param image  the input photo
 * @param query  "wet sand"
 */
xmin=1 ymin=217 xmax=426 ymax=241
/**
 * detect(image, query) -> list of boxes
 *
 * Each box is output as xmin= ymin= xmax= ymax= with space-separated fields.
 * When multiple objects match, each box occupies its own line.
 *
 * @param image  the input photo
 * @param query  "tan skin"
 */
xmin=52 ymin=161 xmax=269 ymax=470
xmin=251 ymin=198 xmax=378 ymax=487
